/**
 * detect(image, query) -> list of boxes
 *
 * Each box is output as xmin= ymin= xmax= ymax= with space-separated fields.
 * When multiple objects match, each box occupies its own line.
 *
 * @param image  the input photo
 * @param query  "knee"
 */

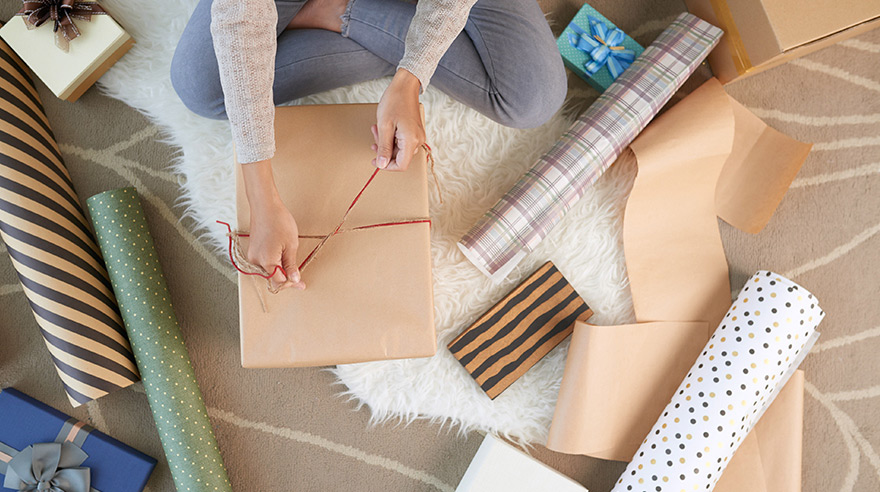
xmin=170 ymin=44 xmax=228 ymax=120
xmin=493 ymin=58 xmax=567 ymax=129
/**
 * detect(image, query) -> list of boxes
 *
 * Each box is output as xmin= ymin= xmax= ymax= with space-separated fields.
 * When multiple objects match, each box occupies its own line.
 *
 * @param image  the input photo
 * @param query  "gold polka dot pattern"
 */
xmin=86 ymin=187 xmax=232 ymax=492
xmin=611 ymin=271 xmax=824 ymax=492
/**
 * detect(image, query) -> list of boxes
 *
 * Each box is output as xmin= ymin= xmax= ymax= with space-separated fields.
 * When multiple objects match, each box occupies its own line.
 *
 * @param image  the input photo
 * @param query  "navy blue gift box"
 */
xmin=0 ymin=388 xmax=155 ymax=492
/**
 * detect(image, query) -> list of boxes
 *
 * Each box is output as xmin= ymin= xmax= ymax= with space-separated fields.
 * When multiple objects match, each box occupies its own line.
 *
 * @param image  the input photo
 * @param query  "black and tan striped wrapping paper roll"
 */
xmin=448 ymin=262 xmax=592 ymax=399
xmin=0 ymin=39 xmax=139 ymax=406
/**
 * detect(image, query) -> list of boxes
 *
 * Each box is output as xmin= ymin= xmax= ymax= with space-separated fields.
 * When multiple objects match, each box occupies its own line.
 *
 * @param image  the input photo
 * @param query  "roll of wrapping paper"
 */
xmin=611 ymin=271 xmax=823 ymax=492
xmin=0 ymin=36 xmax=139 ymax=406
xmin=459 ymin=13 xmax=723 ymax=282
xmin=86 ymin=188 xmax=232 ymax=492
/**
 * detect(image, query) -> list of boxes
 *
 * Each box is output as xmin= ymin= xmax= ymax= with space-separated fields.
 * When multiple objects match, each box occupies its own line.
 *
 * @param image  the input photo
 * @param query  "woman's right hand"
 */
xmin=241 ymin=159 xmax=306 ymax=292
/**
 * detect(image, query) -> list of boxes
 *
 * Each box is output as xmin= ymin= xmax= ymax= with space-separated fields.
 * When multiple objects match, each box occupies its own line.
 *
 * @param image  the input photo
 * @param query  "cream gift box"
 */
xmin=456 ymin=435 xmax=587 ymax=492
xmin=0 ymin=13 xmax=133 ymax=102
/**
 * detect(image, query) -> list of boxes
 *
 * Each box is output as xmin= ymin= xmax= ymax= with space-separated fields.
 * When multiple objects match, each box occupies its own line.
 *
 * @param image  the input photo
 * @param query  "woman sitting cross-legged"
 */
xmin=171 ymin=0 xmax=567 ymax=291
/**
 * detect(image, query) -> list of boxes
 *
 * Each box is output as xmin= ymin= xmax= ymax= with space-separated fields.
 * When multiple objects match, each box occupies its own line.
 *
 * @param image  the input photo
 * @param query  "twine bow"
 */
xmin=16 ymin=0 xmax=108 ymax=52
xmin=567 ymin=16 xmax=636 ymax=80
xmin=3 ymin=442 xmax=91 ymax=492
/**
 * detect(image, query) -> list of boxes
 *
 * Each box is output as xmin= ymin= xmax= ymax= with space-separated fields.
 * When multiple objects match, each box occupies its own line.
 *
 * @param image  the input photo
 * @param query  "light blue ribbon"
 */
xmin=3 ymin=442 xmax=91 ymax=492
xmin=567 ymin=16 xmax=636 ymax=80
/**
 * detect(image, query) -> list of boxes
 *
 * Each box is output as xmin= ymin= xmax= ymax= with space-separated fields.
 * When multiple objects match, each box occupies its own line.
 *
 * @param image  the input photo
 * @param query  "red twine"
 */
xmin=218 ymin=154 xmax=434 ymax=284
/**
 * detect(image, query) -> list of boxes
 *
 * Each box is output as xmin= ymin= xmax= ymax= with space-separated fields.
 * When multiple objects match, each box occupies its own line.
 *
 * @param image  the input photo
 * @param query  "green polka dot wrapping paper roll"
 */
xmin=86 ymin=187 xmax=232 ymax=492
xmin=610 ymin=271 xmax=824 ymax=492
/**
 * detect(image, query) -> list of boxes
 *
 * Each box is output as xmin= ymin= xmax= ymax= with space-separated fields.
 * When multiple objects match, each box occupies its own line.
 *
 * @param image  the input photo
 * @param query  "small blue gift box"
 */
xmin=0 ymin=388 xmax=155 ymax=492
xmin=557 ymin=4 xmax=644 ymax=93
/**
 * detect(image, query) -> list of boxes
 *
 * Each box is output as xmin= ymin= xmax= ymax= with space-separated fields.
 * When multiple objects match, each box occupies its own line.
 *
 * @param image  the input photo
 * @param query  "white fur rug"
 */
xmin=98 ymin=0 xmax=636 ymax=444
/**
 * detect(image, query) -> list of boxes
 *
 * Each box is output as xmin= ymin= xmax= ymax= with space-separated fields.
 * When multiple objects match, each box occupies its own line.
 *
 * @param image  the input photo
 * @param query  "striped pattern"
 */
xmin=459 ymin=13 xmax=723 ymax=280
xmin=448 ymin=262 xmax=592 ymax=399
xmin=0 ymin=39 xmax=138 ymax=406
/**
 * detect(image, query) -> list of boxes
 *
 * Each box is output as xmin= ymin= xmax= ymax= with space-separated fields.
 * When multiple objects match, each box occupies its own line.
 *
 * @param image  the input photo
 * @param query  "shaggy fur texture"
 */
xmin=98 ymin=0 xmax=636 ymax=444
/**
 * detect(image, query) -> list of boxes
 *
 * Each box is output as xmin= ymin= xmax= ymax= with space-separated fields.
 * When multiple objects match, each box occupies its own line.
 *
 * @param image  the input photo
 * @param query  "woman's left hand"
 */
xmin=372 ymin=68 xmax=424 ymax=172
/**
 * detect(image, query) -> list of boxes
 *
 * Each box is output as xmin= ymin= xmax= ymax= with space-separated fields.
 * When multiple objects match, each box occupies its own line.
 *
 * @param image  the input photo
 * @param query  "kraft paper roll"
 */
xmin=86 ymin=188 xmax=232 ymax=492
xmin=611 ymin=272 xmax=823 ymax=492
xmin=458 ymin=13 xmax=723 ymax=282
xmin=547 ymin=81 xmax=814 ymax=492
xmin=0 ymin=37 xmax=139 ymax=406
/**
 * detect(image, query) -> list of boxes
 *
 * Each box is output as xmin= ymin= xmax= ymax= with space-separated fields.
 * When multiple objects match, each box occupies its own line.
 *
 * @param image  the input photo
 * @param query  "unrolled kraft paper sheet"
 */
xmin=87 ymin=188 xmax=232 ymax=492
xmin=0 ymin=37 xmax=139 ymax=406
xmin=458 ymin=13 xmax=722 ymax=283
xmin=611 ymin=272 xmax=823 ymax=492
xmin=548 ymin=79 xmax=812 ymax=492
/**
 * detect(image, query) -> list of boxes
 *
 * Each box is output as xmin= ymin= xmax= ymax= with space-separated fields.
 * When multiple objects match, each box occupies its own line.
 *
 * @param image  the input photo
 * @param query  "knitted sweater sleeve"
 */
xmin=210 ymin=0 xmax=476 ymax=164
xmin=210 ymin=0 xmax=278 ymax=164
xmin=397 ymin=0 xmax=478 ymax=89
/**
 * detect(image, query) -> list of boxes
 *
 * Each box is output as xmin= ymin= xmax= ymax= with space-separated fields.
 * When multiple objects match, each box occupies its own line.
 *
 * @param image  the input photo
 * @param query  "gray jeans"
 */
xmin=171 ymin=0 xmax=567 ymax=129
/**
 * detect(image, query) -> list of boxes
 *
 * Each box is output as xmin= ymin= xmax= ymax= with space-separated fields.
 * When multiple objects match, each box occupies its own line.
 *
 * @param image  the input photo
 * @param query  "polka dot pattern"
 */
xmin=611 ymin=271 xmax=824 ymax=492
xmin=87 ymin=188 xmax=232 ymax=492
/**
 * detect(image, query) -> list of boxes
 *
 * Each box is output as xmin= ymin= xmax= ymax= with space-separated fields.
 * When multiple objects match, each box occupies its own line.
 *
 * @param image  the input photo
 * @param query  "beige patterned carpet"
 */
xmin=1 ymin=1 xmax=878 ymax=491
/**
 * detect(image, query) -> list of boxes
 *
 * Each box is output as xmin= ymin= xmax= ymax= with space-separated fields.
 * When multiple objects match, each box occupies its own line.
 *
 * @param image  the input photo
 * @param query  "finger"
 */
xmin=370 ymin=125 xmax=381 ymax=167
xmin=281 ymin=243 xmax=305 ymax=290
xmin=386 ymin=129 xmax=420 ymax=172
xmin=247 ymin=249 xmax=285 ymax=283
xmin=375 ymin=121 xmax=395 ymax=169
xmin=388 ymin=138 xmax=416 ymax=172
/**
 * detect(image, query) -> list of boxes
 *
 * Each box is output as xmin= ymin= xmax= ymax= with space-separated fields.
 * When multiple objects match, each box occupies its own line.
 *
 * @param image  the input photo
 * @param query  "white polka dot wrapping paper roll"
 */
xmin=86 ymin=188 xmax=232 ymax=492
xmin=611 ymin=271 xmax=824 ymax=492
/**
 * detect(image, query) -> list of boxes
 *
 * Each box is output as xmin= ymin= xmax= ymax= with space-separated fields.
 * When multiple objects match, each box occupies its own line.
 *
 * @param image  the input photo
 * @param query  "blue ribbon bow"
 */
xmin=3 ymin=442 xmax=91 ymax=492
xmin=567 ymin=16 xmax=636 ymax=80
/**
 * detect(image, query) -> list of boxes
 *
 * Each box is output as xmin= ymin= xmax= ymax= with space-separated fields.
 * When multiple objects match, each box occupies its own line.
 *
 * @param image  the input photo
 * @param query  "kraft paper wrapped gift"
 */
xmin=235 ymin=103 xmax=436 ymax=368
xmin=0 ymin=5 xmax=133 ymax=102
xmin=557 ymin=4 xmax=643 ymax=93
xmin=0 ymin=388 xmax=156 ymax=492
xmin=685 ymin=0 xmax=879 ymax=83
xmin=455 ymin=435 xmax=587 ymax=492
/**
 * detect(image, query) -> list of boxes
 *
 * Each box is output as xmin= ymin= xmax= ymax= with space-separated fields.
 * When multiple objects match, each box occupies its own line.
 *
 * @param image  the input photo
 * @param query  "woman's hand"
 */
xmin=373 ymin=68 xmax=424 ymax=172
xmin=241 ymin=159 xmax=306 ymax=292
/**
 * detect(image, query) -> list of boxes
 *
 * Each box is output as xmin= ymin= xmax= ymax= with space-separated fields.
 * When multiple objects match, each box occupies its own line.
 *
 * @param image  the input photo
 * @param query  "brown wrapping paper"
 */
xmin=548 ymin=321 xmax=709 ymax=460
xmin=548 ymin=79 xmax=811 ymax=491
xmin=235 ymin=104 xmax=436 ymax=368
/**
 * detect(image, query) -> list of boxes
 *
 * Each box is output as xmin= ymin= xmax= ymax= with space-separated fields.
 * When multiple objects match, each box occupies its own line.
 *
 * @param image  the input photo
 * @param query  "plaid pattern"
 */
xmin=460 ymin=13 xmax=722 ymax=280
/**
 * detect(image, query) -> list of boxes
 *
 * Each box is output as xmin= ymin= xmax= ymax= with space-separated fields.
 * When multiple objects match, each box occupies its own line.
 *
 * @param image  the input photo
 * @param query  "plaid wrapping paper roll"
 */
xmin=611 ymin=272 xmax=823 ymax=492
xmin=0 ymin=37 xmax=139 ymax=406
xmin=459 ymin=13 xmax=723 ymax=282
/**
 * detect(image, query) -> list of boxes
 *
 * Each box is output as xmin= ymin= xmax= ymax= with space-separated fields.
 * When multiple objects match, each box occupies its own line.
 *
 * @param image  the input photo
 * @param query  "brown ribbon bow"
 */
xmin=16 ymin=0 xmax=107 ymax=52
